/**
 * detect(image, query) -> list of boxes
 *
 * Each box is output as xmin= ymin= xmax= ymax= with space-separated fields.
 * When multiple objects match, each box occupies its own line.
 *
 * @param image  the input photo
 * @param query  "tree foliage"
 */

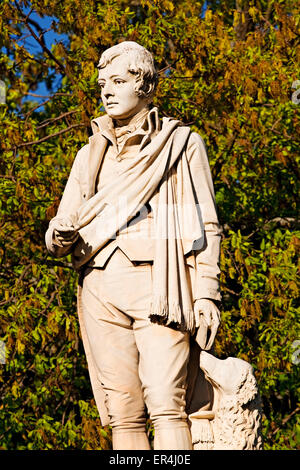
xmin=0 ymin=0 xmax=299 ymax=450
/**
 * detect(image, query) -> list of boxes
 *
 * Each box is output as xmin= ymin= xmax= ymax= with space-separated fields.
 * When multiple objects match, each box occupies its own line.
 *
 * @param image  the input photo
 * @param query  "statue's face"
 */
xmin=98 ymin=54 xmax=148 ymax=120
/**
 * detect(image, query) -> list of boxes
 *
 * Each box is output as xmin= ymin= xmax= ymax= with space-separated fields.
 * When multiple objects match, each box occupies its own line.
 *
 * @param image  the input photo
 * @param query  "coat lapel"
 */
xmin=86 ymin=132 xmax=108 ymax=199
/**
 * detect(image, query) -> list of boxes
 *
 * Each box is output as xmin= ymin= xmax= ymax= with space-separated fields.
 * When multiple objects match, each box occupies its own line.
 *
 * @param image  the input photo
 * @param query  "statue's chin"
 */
xmin=105 ymin=110 xmax=122 ymax=119
xmin=107 ymin=110 xmax=133 ymax=121
xmin=105 ymin=103 xmax=149 ymax=122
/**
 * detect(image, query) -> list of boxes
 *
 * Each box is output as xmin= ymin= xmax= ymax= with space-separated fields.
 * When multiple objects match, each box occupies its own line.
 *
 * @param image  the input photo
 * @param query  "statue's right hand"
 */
xmin=52 ymin=217 xmax=79 ymax=247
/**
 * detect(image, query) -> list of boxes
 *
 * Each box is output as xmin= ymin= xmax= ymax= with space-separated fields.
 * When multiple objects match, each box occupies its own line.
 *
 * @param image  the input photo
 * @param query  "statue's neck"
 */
xmin=113 ymin=105 xmax=150 ymax=129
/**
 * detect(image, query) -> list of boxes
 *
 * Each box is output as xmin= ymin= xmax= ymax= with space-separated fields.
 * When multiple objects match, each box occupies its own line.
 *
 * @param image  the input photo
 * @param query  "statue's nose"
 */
xmin=102 ymin=82 xmax=114 ymax=98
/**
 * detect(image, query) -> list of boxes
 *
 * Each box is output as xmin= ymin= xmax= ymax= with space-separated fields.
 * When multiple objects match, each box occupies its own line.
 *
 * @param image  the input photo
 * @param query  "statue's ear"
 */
xmin=237 ymin=369 xmax=258 ymax=405
xmin=145 ymin=82 xmax=155 ymax=97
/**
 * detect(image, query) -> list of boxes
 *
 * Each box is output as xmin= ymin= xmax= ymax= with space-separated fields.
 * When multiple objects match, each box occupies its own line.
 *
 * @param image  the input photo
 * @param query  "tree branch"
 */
xmin=42 ymin=259 xmax=74 ymax=269
xmin=24 ymin=92 xmax=72 ymax=98
xmin=36 ymin=110 xmax=79 ymax=129
xmin=272 ymin=407 xmax=300 ymax=436
xmin=15 ymin=2 xmax=66 ymax=74
xmin=15 ymin=123 xmax=87 ymax=148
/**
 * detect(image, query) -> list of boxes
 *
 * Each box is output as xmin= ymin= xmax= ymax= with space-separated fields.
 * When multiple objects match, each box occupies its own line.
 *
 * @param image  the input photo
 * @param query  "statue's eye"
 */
xmin=114 ymin=79 xmax=125 ymax=85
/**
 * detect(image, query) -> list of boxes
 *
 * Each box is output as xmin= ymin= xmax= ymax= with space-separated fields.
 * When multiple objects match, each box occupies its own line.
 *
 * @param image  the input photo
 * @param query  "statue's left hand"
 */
xmin=194 ymin=299 xmax=221 ymax=350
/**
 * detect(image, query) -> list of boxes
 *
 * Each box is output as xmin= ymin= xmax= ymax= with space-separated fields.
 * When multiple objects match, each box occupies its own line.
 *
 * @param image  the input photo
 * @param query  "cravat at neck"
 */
xmin=114 ymin=107 xmax=149 ymax=146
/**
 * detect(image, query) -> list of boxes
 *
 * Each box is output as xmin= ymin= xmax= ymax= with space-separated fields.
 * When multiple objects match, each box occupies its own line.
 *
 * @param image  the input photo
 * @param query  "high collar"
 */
xmin=91 ymin=106 xmax=161 ymax=139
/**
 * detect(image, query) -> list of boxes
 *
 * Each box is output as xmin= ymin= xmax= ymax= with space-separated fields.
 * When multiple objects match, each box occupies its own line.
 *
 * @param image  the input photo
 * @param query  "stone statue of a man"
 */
xmin=45 ymin=41 xmax=221 ymax=450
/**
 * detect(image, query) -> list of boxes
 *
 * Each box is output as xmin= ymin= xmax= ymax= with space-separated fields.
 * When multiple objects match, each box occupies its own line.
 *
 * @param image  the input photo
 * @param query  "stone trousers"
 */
xmin=80 ymin=248 xmax=191 ymax=437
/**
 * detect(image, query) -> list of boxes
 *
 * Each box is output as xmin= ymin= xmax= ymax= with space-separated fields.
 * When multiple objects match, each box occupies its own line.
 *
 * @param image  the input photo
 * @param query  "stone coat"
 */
xmin=46 ymin=109 xmax=221 ymax=302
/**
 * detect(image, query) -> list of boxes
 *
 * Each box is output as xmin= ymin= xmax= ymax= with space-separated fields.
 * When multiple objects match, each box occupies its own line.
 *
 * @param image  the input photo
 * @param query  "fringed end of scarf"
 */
xmin=149 ymin=297 xmax=195 ymax=333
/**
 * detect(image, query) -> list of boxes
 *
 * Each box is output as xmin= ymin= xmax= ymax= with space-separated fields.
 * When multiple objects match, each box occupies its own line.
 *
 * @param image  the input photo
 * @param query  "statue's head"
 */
xmin=97 ymin=41 xmax=158 ymax=120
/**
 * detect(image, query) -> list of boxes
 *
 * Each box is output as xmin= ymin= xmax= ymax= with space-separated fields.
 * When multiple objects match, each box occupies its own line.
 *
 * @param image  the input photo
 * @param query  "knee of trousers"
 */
xmin=105 ymin=389 xmax=147 ymax=432
xmin=144 ymin=386 xmax=188 ymax=428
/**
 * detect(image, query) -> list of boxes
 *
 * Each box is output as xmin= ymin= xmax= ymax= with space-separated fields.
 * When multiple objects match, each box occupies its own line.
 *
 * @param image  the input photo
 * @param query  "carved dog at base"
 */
xmin=189 ymin=351 xmax=263 ymax=450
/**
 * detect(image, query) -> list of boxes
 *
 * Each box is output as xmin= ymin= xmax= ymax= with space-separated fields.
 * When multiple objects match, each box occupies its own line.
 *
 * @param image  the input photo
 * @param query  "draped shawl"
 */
xmin=71 ymin=117 xmax=204 ymax=332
